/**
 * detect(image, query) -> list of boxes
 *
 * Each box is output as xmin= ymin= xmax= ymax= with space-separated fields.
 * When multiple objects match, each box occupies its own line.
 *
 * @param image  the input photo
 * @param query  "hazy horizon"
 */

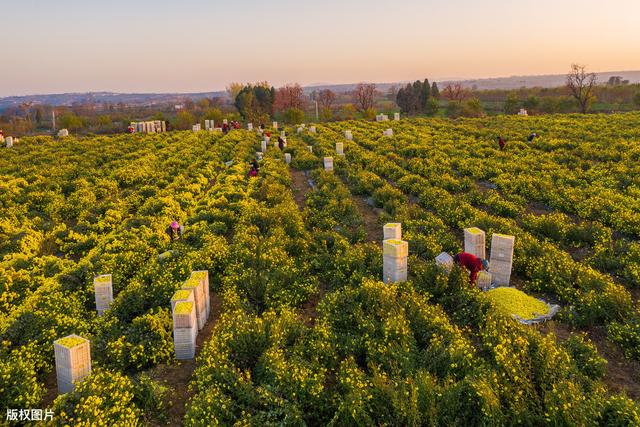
xmin=3 ymin=0 xmax=640 ymax=97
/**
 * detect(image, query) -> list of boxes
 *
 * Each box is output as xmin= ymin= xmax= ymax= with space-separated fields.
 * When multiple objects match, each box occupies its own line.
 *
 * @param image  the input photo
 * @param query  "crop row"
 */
xmin=0 ymin=130 xmax=257 ymax=423
xmin=184 ymin=128 xmax=639 ymax=425
xmin=296 ymin=119 xmax=639 ymax=362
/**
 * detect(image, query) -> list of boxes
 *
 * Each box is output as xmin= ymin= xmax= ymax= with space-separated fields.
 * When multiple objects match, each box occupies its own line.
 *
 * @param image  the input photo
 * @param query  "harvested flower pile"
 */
xmin=486 ymin=287 xmax=550 ymax=320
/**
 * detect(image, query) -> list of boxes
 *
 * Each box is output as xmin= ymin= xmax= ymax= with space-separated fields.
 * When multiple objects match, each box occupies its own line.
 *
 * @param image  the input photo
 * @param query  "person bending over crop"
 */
xmin=278 ymin=136 xmax=285 ymax=150
xmin=527 ymin=132 xmax=537 ymax=142
xmin=497 ymin=136 xmax=505 ymax=151
xmin=166 ymin=221 xmax=184 ymax=241
xmin=248 ymin=165 xmax=258 ymax=177
xmin=453 ymin=252 xmax=489 ymax=285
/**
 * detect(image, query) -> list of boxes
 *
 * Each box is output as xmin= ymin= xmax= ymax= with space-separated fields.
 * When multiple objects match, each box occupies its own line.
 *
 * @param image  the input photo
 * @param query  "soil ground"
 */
xmin=290 ymin=169 xmax=312 ymax=211
xmin=146 ymin=292 xmax=222 ymax=426
xmin=351 ymin=195 xmax=384 ymax=244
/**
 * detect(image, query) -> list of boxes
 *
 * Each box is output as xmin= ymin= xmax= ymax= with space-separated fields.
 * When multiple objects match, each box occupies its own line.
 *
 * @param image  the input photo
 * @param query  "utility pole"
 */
xmin=52 ymin=109 xmax=56 ymax=131
xmin=315 ymin=100 xmax=319 ymax=121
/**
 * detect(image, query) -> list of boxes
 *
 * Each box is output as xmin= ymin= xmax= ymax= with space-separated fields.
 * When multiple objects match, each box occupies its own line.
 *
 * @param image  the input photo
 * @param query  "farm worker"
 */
xmin=497 ymin=136 xmax=505 ymax=151
xmin=166 ymin=221 xmax=184 ymax=241
xmin=260 ymin=123 xmax=265 ymax=130
xmin=222 ymin=122 xmax=229 ymax=134
xmin=248 ymin=165 xmax=258 ymax=177
xmin=127 ymin=125 xmax=134 ymax=133
xmin=278 ymin=136 xmax=285 ymax=150
xmin=527 ymin=132 xmax=537 ymax=142
xmin=251 ymin=159 xmax=260 ymax=172
xmin=453 ymin=252 xmax=489 ymax=285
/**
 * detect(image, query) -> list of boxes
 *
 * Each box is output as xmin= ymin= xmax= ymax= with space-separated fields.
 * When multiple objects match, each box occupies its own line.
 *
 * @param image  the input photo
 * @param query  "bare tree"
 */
xmin=387 ymin=85 xmax=398 ymax=101
xmin=442 ymin=83 xmax=469 ymax=103
xmin=274 ymin=83 xmax=306 ymax=112
xmin=353 ymin=83 xmax=376 ymax=112
xmin=317 ymin=89 xmax=336 ymax=110
xmin=567 ymin=64 xmax=597 ymax=113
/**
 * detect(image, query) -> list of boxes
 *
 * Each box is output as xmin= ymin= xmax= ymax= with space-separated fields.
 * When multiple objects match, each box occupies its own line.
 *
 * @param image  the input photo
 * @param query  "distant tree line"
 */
xmin=4 ymin=65 xmax=640 ymax=137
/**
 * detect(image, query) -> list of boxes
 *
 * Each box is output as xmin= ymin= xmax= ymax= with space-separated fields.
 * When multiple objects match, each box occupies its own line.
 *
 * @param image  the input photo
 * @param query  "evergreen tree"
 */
xmin=235 ymin=84 xmax=275 ymax=122
xmin=396 ymin=79 xmax=439 ymax=114
xmin=431 ymin=82 xmax=440 ymax=99
xmin=421 ymin=79 xmax=431 ymax=110
xmin=412 ymin=81 xmax=423 ymax=113
xmin=396 ymin=87 xmax=408 ymax=114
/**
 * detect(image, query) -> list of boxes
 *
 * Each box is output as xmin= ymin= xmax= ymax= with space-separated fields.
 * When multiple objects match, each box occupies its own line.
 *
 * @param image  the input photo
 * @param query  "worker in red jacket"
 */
xmin=497 ymin=136 xmax=505 ymax=151
xmin=453 ymin=252 xmax=489 ymax=284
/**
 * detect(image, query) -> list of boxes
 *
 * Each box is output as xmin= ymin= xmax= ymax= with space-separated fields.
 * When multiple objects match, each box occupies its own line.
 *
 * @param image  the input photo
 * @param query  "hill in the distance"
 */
xmin=440 ymin=70 xmax=640 ymax=91
xmin=2 ymin=70 xmax=639 ymax=111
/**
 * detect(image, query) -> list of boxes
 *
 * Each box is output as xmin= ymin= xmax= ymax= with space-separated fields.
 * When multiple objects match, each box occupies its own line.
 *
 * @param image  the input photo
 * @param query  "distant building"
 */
xmin=174 ymin=104 xmax=185 ymax=110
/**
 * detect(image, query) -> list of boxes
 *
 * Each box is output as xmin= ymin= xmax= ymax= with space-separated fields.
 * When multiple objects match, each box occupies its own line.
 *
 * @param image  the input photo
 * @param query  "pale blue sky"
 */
xmin=1 ymin=0 xmax=639 ymax=96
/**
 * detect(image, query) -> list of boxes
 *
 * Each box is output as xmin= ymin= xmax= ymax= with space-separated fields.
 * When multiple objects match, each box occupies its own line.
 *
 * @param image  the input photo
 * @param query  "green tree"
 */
xmin=97 ymin=115 xmax=112 ymax=126
xmin=523 ymin=96 xmax=540 ymax=112
xmin=59 ymin=113 xmax=85 ymax=131
xmin=397 ymin=82 xmax=421 ymax=114
xmin=320 ymin=107 xmax=334 ymax=122
xmin=558 ymin=96 xmax=577 ymax=113
xmin=362 ymin=108 xmax=377 ymax=121
xmin=175 ymin=111 xmax=195 ymax=130
xmin=539 ymin=97 xmax=560 ymax=114
xmin=633 ymin=92 xmax=640 ymax=107
xmin=424 ymin=98 xmax=440 ymax=116
xmin=412 ymin=80 xmax=423 ymax=113
xmin=203 ymin=108 xmax=223 ymax=126
xmin=235 ymin=84 xmax=275 ymax=122
xmin=445 ymin=101 xmax=463 ymax=118
xmin=34 ymin=107 xmax=43 ymax=124
xmin=462 ymin=98 xmax=485 ymax=117
xmin=283 ymin=107 xmax=305 ymax=124
xmin=197 ymin=98 xmax=210 ymax=110
xmin=504 ymin=93 xmax=520 ymax=114
xmin=431 ymin=82 xmax=440 ymax=99
xmin=396 ymin=86 xmax=410 ymax=114
xmin=421 ymin=78 xmax=431 ymax=110
xmin=339 ymin=104 xmax=357 ymax=120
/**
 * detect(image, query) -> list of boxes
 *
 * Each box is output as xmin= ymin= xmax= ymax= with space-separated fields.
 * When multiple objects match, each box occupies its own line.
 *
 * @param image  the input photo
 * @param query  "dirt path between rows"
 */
xmin=146 ymin=292 xmax=222 ymax=426
xmin=290 ymin=169 xmax=312 ymax=211
xmin=351 ymin=195 xmax=384 ymax=244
